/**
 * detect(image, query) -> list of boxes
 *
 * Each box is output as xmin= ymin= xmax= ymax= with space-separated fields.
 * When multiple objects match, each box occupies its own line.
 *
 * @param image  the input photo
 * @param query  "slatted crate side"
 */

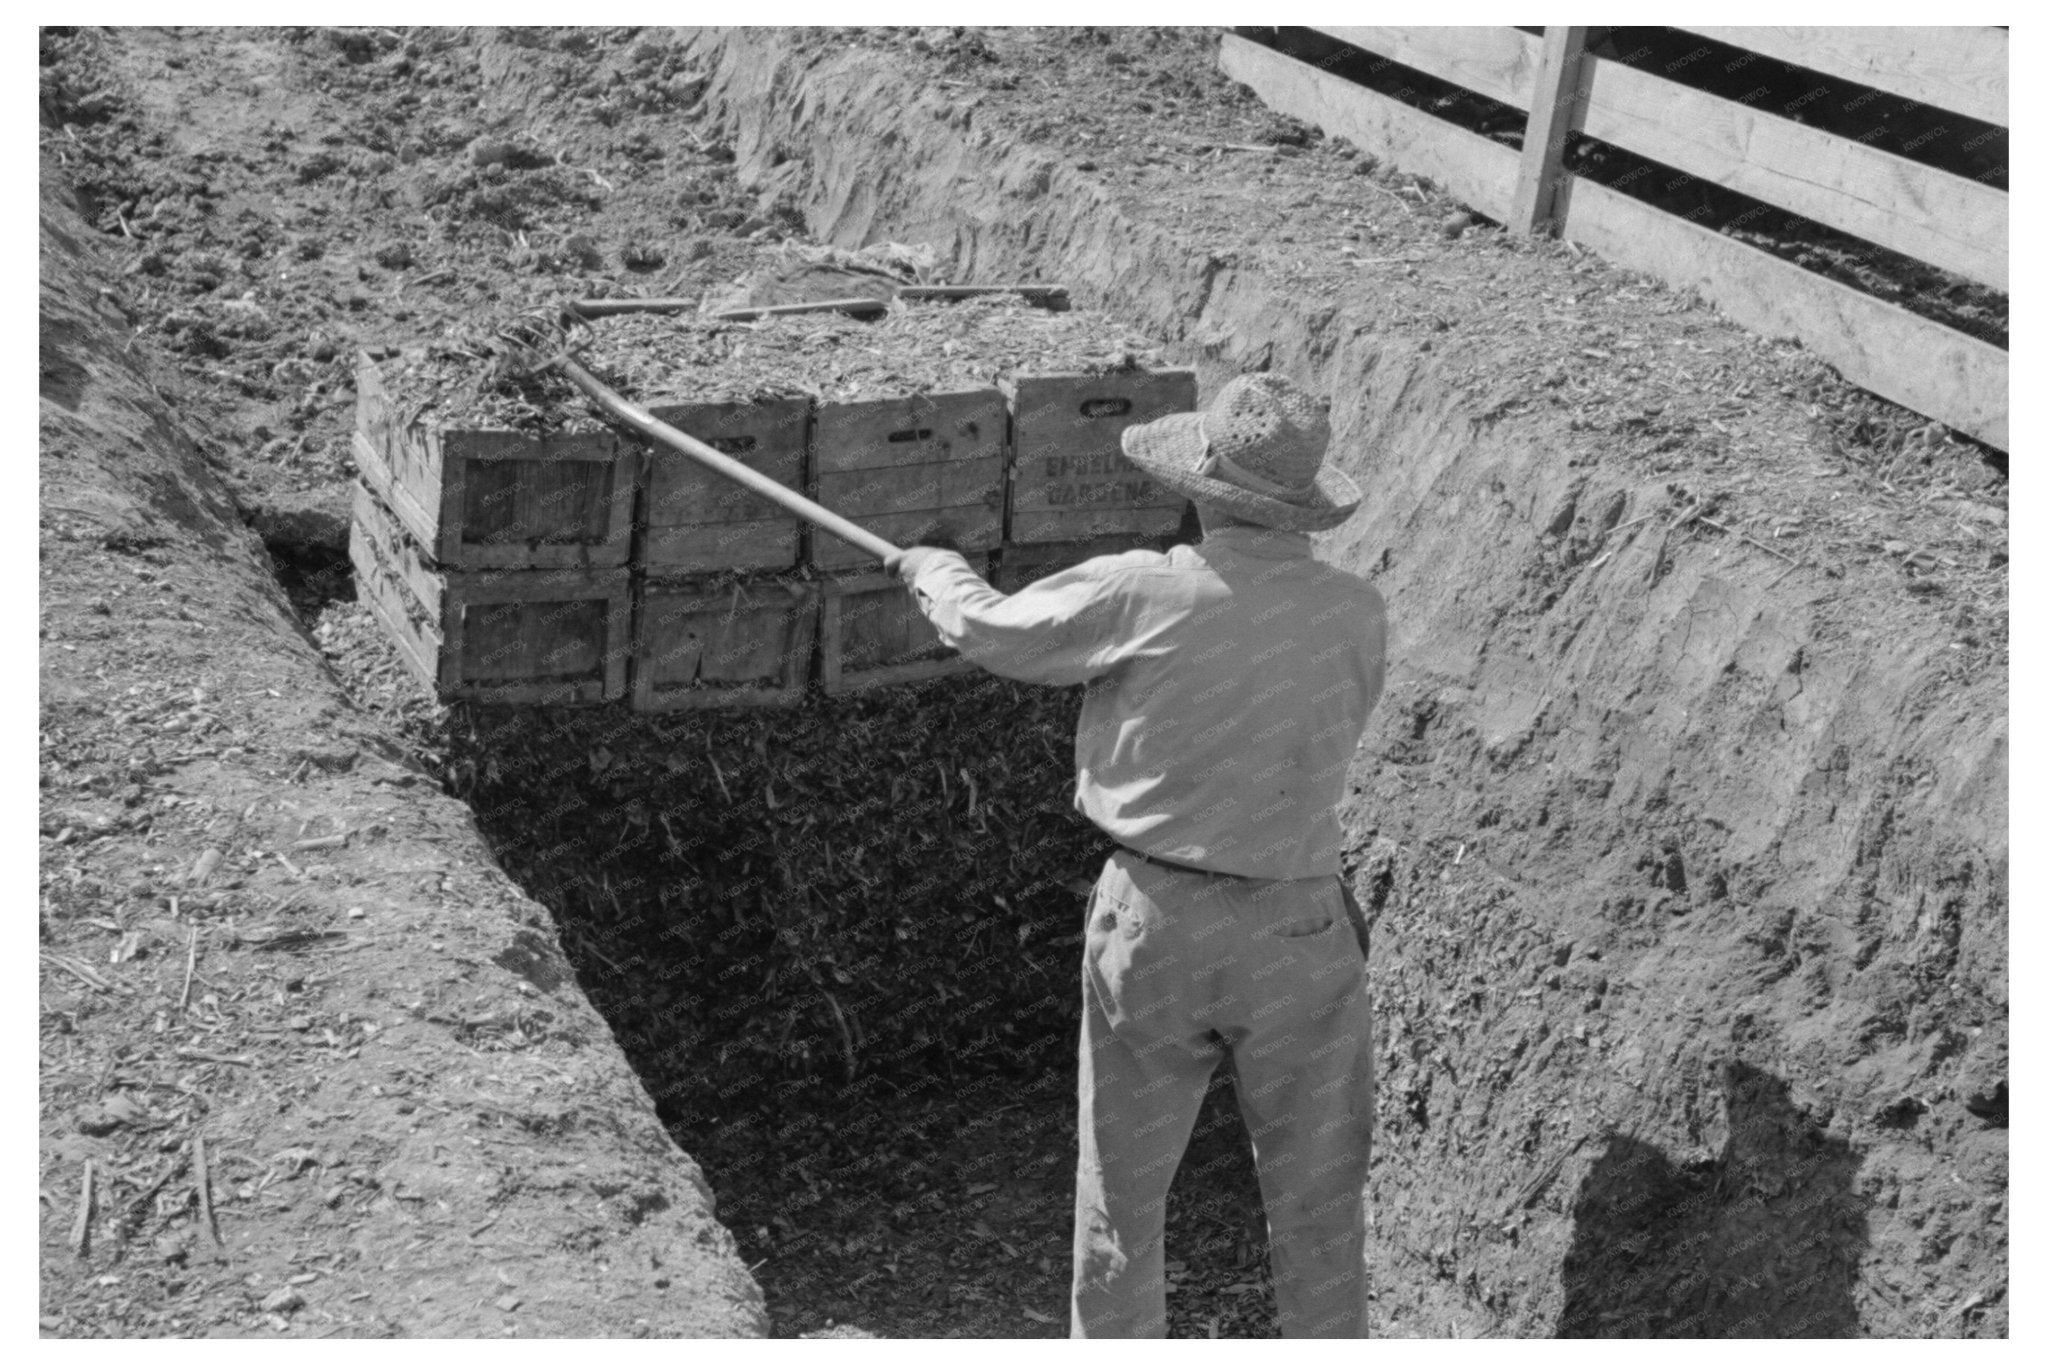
xmin=349 ymin=491 xmax=445 ymax=693
xmin=994 ymin=533 xmax=1177 ymax=594
xmin=449 ymin=570 xmax=633 ymax=706
xmin=353 ymin=356 xmax=442 ymax=557
xmin=349 ymin=481 xmax=631 ymax=705
xmin=809 ymin=389 xmax=1009 ymax=571
xmin=632 ymin=576 xmax=820 ymax=711
xmin=1004 ymin=369 xmax=1197 ymax=544
xmin=818 ymin=556 xmax=989 ymax=694
xmin=350 ymin=479 xmax=446 ymax=621
xmin=641 ymin=397 xmax=810 ymax=575
xmin=816 ymin=504 xmax=1006 ymax=572
xmin=447 ymin=430 xmax=639 ymax=570
xmin=352 ymin=352 xmax=639 ymax=571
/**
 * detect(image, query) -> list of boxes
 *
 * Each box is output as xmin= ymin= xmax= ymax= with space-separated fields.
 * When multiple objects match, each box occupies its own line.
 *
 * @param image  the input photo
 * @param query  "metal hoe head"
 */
xmin=489 ymin=306 xmax=589 ymax=381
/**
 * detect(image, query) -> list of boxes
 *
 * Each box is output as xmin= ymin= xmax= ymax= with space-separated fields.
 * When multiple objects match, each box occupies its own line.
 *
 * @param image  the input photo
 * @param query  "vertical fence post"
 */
xmin=1509 ymin=26 xmax=1592 ymax=235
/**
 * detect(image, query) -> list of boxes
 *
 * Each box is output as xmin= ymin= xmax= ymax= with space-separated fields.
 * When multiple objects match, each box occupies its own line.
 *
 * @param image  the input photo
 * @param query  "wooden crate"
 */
xmin=632 ymin=575 xmax=820 ymax=711
xmin=818 ymin=555 xmax=989 ymax=694
xmin=994 ymin=534 xmax=1176 ymax=593
xmin=1003 ymin=368 xmax=1197 ymax=544
xmin=354 ymin=354 xmax=640 ymax=570
xmin=349 ymin=481 xmax=631 ymax=705
xmin=809 ymin=389 xmax=1007 ymax=572
xmin=641 ymin=397 xmax=809 ymax=575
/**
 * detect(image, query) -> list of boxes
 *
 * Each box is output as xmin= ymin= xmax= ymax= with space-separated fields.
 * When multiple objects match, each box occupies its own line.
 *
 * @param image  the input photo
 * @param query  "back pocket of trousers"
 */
xmin=1268 ymin=915 xmax=1335 ymax=939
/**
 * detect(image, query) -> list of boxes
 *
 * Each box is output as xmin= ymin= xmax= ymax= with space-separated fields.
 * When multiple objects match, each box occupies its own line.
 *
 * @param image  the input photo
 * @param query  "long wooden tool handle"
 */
xmin=553 ymin=356 xmax=903 ymax=565
xmin=566 ymin=297 xmax=701 ymax=318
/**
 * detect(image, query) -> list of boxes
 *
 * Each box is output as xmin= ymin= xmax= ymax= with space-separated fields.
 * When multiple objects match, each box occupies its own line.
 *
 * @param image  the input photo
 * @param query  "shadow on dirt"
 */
xmin=245 ymin=493 xmax=354 ymax=619
xmin=1556 ymin=1061 xmax=1867 ymax=1337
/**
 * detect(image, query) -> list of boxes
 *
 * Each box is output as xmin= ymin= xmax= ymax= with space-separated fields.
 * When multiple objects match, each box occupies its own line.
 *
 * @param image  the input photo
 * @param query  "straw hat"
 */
xmin=1119 ymin=373 xmax=1360 ymax=532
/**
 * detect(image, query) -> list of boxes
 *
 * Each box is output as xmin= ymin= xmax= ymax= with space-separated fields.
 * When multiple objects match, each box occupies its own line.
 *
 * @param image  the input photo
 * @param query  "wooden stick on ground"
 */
xmin=44 ymin=952 xmax=132 ymax=996
xmin=70 ymin=1159 xmax=94 ymax=1258
xmin=1359 ymin=178 xmax=1417 ymax=213
xmin=121 ymin=1160 xmax=179 ymax=1226
xmin=194 ymin=1134 xmax=222 ymax=1246
xmin=1649 ymin=502 xmax=1708 ymax=585
xmin=709 ymin=296 xmax=892 ymax=323
xmin=566 ymin=296 xmax=702 ymax=319
xmin=180 ymin=925 xmax=198 ymax=1013
xmin=45 ymin=954 xmax=111 ymax=994
xmin=576 ymin=284 xmax=1068 ymax=322
xmin=896 ymin=284 xmax=1069 ymax=305
xmin=1697 ymin=513 xmax=1805 ymax=564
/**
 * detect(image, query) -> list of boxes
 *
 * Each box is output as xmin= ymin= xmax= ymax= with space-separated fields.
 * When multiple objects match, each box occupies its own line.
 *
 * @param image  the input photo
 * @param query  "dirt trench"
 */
xmin=40 ymin=24 xmax=2005 ymax=1340
xmin=668 ymin=26 xmax=2008 ymax=1337
xmin=38 ymin=169 xmax=765 ymax=1337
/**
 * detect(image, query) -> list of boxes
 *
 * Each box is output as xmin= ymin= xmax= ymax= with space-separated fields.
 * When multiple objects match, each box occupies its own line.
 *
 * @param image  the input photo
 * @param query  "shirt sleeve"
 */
xmin=904 ymin=551 xmax=1131 ymax=687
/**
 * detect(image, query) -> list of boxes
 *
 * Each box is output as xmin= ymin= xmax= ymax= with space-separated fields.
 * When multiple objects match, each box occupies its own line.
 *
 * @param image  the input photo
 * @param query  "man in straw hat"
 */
xmin=889 ymin=372 xmax=1387 ymax=1338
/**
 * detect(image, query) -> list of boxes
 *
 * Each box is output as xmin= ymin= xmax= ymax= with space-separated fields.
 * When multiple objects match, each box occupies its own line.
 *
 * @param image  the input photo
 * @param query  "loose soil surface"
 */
xmin=40 ymin=25 xmax=2005 ymax=1339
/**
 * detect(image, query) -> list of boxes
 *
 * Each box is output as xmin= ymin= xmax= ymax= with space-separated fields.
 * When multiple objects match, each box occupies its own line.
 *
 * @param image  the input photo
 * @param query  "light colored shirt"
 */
xmin=906 ymin=525 xmax=1387 ymax=879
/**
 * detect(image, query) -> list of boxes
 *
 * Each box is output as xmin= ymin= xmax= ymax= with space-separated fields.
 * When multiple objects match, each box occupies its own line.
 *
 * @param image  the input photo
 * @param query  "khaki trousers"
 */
xmin=1070 ymin=851 xmax=1375 ymax=1338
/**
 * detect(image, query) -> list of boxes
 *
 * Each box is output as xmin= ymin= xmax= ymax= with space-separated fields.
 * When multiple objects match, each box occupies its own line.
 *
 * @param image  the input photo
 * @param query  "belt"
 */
xmin=1115 ymin=845 xmax=1238 ymax=878
xmin=1114 ymin=845 xmax=1372 ymax=963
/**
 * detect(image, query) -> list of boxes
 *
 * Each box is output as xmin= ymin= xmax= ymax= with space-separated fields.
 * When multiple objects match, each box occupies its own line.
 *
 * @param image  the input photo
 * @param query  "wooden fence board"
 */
xmin=1312 ymin=26 xmax=1539 ymax=110
xmin=1219 ymin=33 xmax=1521 ymax=222
xmin=1676 ymin=25 xmax=2008 ymax=127
xmin=1557 ymin=172 xmax=2007 ymax=448
xmin=1509 ymin=26 xmax=1591 ymax=234
xmin=1577 ymin=52 xmax=2008 ymax=289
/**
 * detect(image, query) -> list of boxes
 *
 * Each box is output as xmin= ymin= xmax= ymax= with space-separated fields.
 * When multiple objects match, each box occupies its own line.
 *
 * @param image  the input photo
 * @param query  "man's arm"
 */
xmin=888 ymin=547 xmax=1129 ymax=687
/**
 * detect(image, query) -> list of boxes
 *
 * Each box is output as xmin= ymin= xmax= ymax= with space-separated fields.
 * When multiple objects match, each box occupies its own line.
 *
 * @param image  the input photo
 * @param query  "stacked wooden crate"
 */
xmin=632 ymin=395 xmax=817 ymax=709
xmin=579 ymin=308 xmax=1004 ymax=698
xmin=349 ymin=347 xmax=638 ymax=705
xmin=811 ymin=388 xmax=1006 ymax=690
xmin=587 ymin=302 xmax=1016 ymax=696
xmin=789 ymin=300 xmax=1190 ymax=687
xmin=998 ymin=367 xmax=1197 ymax=590
xmin=349 ymin=296 xmax=1199 ymax=707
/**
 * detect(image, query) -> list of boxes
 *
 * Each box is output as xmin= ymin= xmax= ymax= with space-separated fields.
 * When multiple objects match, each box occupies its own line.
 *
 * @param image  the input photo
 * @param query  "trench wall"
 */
xmin=39 ymin=164 xmax=766 ymax=1338
xmin=676 ymin=27 xmax=2007 ymax=1337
